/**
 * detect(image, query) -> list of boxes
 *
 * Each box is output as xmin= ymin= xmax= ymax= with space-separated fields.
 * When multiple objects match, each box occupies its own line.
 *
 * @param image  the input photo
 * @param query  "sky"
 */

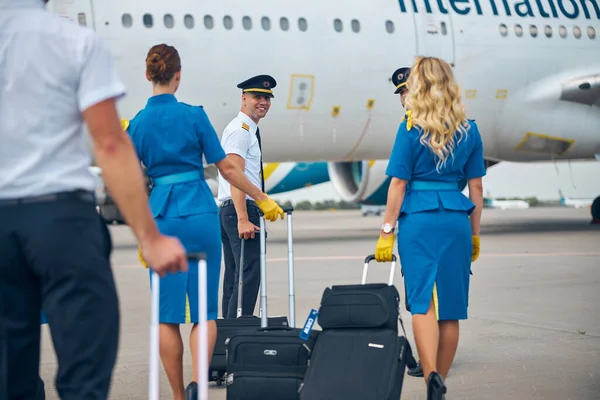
xmin=270 ymin=159 xmax=600 ymax=203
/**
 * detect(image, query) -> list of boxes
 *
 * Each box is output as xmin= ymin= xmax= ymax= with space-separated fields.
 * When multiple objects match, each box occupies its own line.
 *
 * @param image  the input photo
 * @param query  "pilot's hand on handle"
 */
xmin=471 ymin=235 xmax=480 ymax=262
xmin=375 ymin=233 xmax=395 ymax=262
xmin=140 ymin=235 xmax=188 ymax=277
xmin=255 ymin=196 xmax=285 ymax=222
xmin=238 ymin=219 xmax=259 ymax=240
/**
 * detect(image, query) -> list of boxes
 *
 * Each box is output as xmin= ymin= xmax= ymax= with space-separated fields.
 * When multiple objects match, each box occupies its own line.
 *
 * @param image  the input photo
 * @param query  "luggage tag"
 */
xmin=300 ymin=308 xmax=319 ymax=341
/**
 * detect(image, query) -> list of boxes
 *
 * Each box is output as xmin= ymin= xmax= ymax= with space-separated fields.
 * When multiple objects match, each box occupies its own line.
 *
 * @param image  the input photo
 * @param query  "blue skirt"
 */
xmin=149 ymin=212 xmax=222 ymax=323
xmin=397 ymin=209 xmax=472 ymax=321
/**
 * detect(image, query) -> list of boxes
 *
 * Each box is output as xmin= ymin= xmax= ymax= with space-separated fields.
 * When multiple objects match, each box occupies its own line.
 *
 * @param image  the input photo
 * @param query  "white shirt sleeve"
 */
xmin=221 ymin=128 xmax=251 ymax=159
xmin=76 ymin=33 xmax=126 ymax=112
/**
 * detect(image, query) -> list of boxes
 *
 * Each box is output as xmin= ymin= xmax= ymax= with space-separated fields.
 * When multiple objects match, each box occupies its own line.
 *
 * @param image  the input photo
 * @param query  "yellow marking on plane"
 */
xmin=368 ymin=160 xmax=376 ymax=167
xmin=286 ymin=74 xmax=316 ymax=111
xmin=496 ymin=89 xmax=508 ymax=99
xmin=262 ymin=162 xmax=280 ymax=181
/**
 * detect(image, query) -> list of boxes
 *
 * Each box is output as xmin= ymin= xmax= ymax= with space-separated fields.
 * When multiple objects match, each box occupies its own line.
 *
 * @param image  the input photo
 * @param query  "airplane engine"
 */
xmin=329 ymin=158 xmax=501 ymax=205
xmin=327 ymin=160 xmax=391 ymax=205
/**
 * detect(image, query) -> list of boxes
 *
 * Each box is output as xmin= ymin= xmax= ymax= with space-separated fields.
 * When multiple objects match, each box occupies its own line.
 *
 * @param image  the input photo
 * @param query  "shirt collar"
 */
xmin=238 ymin=111 xmax=258 ymax=132
xmin=0 ymin=0 xmax=45 ymax=10
xmin=146 ymin=94 xmax=177 ymax=107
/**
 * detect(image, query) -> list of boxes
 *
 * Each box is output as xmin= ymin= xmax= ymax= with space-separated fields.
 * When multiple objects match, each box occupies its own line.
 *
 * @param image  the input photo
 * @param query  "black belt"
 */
xmin=220 ymin=198 xmax=257 ymax=208
xmin=0 ymin=190 xmax=95 ymax=207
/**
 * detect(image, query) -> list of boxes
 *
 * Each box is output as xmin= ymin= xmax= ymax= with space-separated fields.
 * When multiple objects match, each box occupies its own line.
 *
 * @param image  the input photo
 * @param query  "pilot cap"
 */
xmin=391 ymin=67 xmax=410 ymax=94
xmin=237 ymin=74 xmax=277 ymax=98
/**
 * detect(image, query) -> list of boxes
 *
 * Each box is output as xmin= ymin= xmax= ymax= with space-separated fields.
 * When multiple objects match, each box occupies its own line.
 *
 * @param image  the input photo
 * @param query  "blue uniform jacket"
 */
xmin=127 ymin=94 xmax=226 ymax=218
xmin=386 ymin=118 xmax=486 ymax=216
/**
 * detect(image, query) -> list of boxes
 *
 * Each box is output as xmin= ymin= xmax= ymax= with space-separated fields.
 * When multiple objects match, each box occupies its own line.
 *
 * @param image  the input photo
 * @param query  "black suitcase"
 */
xmin=210 ymin=228 xmax=289 ymax=386
xmin=299 ymin=255 xmax=417 ymax=400
xmin=225 ymin=207 xmax=320 ymax=400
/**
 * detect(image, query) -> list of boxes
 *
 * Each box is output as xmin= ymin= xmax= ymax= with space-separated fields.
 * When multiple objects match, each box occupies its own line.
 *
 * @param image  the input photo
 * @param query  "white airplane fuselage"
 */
xmin=48 ymin=0 xmax=600 ymax=166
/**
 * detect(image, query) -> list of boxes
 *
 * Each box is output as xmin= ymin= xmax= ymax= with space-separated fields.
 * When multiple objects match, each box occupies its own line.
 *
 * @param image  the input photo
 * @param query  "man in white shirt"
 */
xmin=0 ymin=1 xmax=187 ymax=398
xmin=217 ymin=75 xmax=276 ymax=318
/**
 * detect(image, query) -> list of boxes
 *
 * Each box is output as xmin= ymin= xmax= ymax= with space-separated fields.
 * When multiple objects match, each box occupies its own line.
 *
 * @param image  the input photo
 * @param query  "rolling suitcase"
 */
xmin=298 ymin=254 xmax=417 ymax=400
xmin=209 ymin=236 xmax=288 ymax=386
xmin=149 ymin=253 xmax=209 ymax=400
xmin=224 ymin=206 xmax=320 ymax=400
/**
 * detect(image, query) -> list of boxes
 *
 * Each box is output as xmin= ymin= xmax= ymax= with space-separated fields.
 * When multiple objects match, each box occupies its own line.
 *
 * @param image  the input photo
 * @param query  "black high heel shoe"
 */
xmin=185 ymin=381 xmax=198 ymax=400
xmin=427 ymin=372 xmax=447 ymax=400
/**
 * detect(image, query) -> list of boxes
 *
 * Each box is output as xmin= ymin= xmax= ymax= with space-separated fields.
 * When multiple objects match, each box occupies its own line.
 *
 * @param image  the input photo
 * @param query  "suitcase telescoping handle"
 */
xmin=149 ymin=253 xmax=208 ymax=400
xmin=362 ymin=254 xmax=397 ymax=286
xmin=258 ymin=205 xmax=296 ymax=329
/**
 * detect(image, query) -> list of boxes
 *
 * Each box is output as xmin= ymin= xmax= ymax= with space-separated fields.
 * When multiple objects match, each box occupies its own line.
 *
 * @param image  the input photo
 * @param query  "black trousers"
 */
xmin=219 ymin=200 xmax=263 ymax=319
xmin=0 ymin=193 xmax=119 ymax=400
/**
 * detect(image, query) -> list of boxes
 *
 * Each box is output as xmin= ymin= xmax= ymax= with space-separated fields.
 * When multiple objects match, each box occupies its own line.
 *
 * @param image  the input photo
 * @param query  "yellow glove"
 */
xmin=138 ymin=245 xmax=149 ymax=268
xmin=471 ymin=235 xmax=480 ymax=262
xmin=375 ymin=234 xmax=395 ymax=262
xmin=255 ymin=197 xmax=284 ymax=222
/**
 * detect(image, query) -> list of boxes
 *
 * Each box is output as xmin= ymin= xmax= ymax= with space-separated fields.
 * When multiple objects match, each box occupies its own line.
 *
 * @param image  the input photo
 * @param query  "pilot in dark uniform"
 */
xmin=391 ymin=66 xmax=411 ymax=110
xmin=217 ymin=74 xmax=276 ymax=319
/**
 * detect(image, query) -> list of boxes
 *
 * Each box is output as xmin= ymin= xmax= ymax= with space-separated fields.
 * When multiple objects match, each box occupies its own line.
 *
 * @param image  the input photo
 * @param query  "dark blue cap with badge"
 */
xmin=237 ymin=74 xmax=277 ymax=98
xmin=391 ymin=67 xmax=410 ymax=94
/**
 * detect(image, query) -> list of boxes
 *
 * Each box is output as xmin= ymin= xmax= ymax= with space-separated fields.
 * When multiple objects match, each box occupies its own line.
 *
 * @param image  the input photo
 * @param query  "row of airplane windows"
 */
xmin=118 ymin=13 xmax=398 ymax=33
xmin=499 ymin=23 xmax=596 ymax=39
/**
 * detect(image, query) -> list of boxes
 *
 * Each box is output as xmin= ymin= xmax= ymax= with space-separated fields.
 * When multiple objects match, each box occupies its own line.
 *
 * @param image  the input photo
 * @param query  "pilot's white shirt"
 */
xmin=217 ymin=111 xmax=262 ymax=203
xmin=0 ymin=0 xmax=126 ymax=199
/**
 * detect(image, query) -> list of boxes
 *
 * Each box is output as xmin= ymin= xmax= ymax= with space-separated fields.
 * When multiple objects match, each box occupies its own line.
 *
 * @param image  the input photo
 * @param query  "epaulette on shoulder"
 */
xmin=180 ymin=103 xmax=205 ymax=115
xmin=405 ymin=110 xmax=413 ymax=131
xmin=241 ymin=122 xmax=250 ymax=132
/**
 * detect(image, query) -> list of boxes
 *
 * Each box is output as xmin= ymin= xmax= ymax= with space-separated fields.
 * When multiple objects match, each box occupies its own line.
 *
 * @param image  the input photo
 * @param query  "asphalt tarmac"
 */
xmin=39 ymin=207 xmax=600 ymax=399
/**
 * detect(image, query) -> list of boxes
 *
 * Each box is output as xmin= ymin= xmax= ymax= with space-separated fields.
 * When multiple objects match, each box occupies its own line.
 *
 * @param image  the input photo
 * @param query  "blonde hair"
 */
xmin=404 ymin=56 xmax=470 ymax=171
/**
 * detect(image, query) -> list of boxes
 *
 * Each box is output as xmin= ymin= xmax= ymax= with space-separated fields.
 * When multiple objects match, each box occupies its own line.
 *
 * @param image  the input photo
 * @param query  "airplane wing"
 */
xmin=560 ymin=73 xmax=600 ymax=107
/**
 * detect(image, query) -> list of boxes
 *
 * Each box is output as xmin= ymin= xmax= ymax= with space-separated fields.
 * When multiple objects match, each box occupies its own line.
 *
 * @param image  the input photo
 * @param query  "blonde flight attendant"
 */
xmin=374 ymin=56 xmax=485 ymax=399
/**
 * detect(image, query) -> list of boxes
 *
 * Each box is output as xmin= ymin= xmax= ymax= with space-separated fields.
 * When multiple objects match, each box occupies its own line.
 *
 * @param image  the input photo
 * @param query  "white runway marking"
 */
xmin=117 ymin=251 xmax=600 ymax=269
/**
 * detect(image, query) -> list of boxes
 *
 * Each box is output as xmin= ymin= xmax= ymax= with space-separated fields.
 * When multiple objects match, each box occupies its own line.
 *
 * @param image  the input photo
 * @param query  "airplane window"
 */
xmin=334 ymin=19 xmax=343 ymax=32
xmin=559 ymin=25 xmax=567 ymax=38
xmin=441 ymin=21 xmax=447 ymax=35
xmin=573 ymin=26 xmax=582 ymax=38
xmin=351 ymin=19 xmax=360 ymax=33
xmin=588 ymin=26 xmax=596 ymax=39
xmin=280 ymin=17 xmax=289 ymax=31
xmin=164 ymin=14 xmax=174 ymax=29
xmin=204 ymin=15 xmax=214 ymax=30
xmin=529 ymin=24 xmax=538 ymax=37
xmin=223 ymin=15 xmax=233 ymax=30
xmin=298 ymin=18 xmax=308 ymax=32
xmin=385 ymin=20 xmax=394 ymax=34
xmin=499 ymin=23 xmax=508 ymax=36
xmin=122 ymin=13 xmax=133 ymax=28
xmin=514 ymin=24 xmax=523 ymax=37
xmin=544 ymin=25 xmax=552 ymax=37
xmin=143 ymin=14 xmax=153 ymax=28
xmin=243 ymin=16 xmax=252 ymax=30
xmin=261 ymin=17 xmax=271 ymax=31
xmin=184 ymin=14 xmax=194 ymax=29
